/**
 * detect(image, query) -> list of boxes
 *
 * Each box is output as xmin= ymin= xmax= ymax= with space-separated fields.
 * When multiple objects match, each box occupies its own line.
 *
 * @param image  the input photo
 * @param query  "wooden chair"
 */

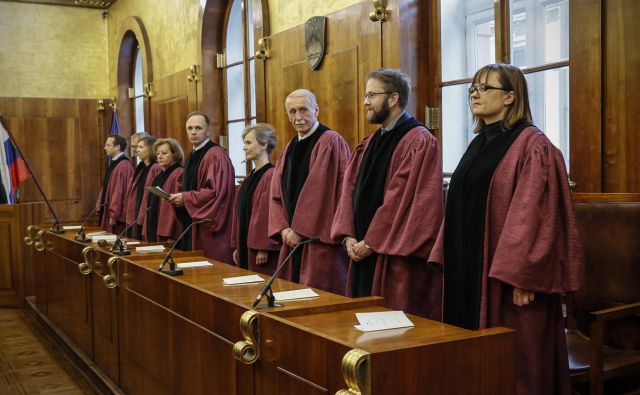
xmin=567 ymin=194 xmax=640 ymax=395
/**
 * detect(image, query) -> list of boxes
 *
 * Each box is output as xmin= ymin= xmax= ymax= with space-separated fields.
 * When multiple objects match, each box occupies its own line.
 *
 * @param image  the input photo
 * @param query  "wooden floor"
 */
xmin=0 ymin=308 xmax=99 ymax=395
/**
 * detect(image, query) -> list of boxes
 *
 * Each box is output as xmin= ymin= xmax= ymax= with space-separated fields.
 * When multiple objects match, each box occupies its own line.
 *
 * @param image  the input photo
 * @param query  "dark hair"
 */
xmin=470 ymin=63 xmax=533 ymax=132
xmin=365 ymin=68 xmax=412 ymax=110
xmin=186 ymin=111 xmax=211 ymax=128
xmin=242 ymin=123 xmax=277 ymax=155
xmin=153 ymin=138 xmax=184 ymax=165
xmin=109 ymin=134 xmax=127 ymax=152
xmin=138 ymin=136 xmax=158 ymax=163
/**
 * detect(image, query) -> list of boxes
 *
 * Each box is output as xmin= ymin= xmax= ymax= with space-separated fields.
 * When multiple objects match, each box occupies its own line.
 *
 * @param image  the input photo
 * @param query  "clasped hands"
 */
xmin=343 ymin=236 xmax=373 ymax=262
xmin=281 ymin=228 xmax=303 ymax=248
xmin=513 ymin=287 xmax=535 ymax=307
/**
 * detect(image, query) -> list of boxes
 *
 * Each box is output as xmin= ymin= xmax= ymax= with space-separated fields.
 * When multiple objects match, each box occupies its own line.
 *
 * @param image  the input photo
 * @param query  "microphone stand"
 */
xmin=74 ymin=201 xmax=109 ymax=242
xmin=158 ymin=218 xmax=211 ymax=276
xmin=253 ymin=237 xmax=319 ymax=309
xmin=110 ymin=207 xmax=151 ymax=256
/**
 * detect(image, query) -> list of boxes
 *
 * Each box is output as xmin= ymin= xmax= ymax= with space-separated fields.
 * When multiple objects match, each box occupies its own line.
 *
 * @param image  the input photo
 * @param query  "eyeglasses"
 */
xmin=468 ymin=84 xmax=511 ymax=95
xmin=363 ymin=91 xmax=393 ymax=101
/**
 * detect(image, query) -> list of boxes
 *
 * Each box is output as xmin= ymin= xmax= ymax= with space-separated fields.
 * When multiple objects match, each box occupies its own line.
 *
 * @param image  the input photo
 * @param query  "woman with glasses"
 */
xmin=231 ymin=124 xmax=280 ymax=275
xmin=436 ymin=63 xmax=583 ymax=394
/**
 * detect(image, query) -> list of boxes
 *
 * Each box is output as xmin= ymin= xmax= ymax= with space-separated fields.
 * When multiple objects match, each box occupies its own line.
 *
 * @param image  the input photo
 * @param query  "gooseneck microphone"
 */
xmin=110 ymin=207 xmax=151 ymax=255
xmin=252 ymin=236 xmax=320 ymax=308
xmin=74 ymin=201 xmax=109 ymax=242
xmin=158 ymin=218 xmax=212 ymax=276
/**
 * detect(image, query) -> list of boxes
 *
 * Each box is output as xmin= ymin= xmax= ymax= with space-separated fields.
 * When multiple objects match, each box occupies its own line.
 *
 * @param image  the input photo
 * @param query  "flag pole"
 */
xmin=0 ymin=114 xmax=64 ymax=233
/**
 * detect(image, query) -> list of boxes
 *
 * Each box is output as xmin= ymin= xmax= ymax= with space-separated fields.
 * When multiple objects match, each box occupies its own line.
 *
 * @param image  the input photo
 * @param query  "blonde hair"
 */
xmin=471 ymin=63 xmax=533 ymax=132
xmin=153 ymin=138 xmax=184 ymax=165
xmin=242 ymin=123 xmax=277 ymax=155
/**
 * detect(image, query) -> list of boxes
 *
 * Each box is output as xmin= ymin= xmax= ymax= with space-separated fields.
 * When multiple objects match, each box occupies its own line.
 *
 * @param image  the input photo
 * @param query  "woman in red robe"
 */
xmin=437 ymin=63 xmax=583 ymax=395
xmin=231 ymin=124 xmax=280 ymax=275
xmin=142 ymin=138 xmax=184 ymax=243
xmin=124 ymin=136 xmax=161 ymax=239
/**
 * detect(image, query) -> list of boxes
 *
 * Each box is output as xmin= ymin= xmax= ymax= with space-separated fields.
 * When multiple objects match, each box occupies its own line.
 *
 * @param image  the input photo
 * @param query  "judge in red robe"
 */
xmin=231 ymin=124 xmax=280 ymax=275
xmin=143 ymin=138 xmax=184 ymax=243
xmin=124 ymin=136 xmax=162 ymax=239
xmin=169 ymin=112 xmax=235 ymax=264
xmin=97 ymin=134 xmax=134 ymax=234
xmin=433 ymin=64 xmax=583 ymax=395
xmin=331 ymin=69 xmax=443 ymax=319
xmin=269 ymin=89 xmax=350 ymax=295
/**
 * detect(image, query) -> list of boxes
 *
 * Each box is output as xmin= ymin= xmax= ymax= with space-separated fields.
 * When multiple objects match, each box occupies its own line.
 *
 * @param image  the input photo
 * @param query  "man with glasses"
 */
xmin=332 ymin=68 xmax=444 ymax=319
xmin=269 ymin=89 xmax=350 ymax=295
xmin=97 ymin=134 xmax=134 ymax=234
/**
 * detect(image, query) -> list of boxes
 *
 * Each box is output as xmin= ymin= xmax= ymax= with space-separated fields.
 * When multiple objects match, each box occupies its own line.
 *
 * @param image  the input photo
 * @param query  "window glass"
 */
xmin=226 ymin=64 xmax=246 ymax=120
xmin=228 ymin=121 xmax=247 ymax=177
xmin=226 ymin=0 xmax=243 ymax=65
xmin=249 ymin=59 xmax=256 ymax=117
xmin=134 ymin=50 xmax=145 ymax=133
xmin=441 ymin=84 xmax=474 ymax=173
xmin=247 ymin=0 xmax=255 ymax=57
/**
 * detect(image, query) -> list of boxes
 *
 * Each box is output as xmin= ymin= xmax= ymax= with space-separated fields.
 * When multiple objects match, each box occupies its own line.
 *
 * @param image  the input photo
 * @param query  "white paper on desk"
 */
xmin=63 ymin=225 xmax=82 ymax=230
xmin=135 ymin=245 xmax=165 ymax=252
xmin=273 ymin=288 xmax=319 ymax=301
xmin=176 ymin=261 xmax=213 ymax=269
xmin=91 ymin=234 xmax=117 ymax=242
xmin=126 ymin=241 xmax=141 ymax=246
xmin=223 ymin=275 xmax=264 ymax=285
xmin=86 ymin=231 xmax=106 ymax=237
xmin=354 ymin=311 xmax=414 ymax=332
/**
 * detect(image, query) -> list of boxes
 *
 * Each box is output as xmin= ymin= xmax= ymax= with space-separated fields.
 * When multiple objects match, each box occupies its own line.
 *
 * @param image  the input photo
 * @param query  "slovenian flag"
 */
xmin=0 ymin=119 xmax=30 ymax=204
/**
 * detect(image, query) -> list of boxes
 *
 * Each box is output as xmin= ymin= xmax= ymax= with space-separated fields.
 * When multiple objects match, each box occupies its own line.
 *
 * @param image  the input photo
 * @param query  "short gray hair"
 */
xmin=285 ymin=89 xmax=317 ymax=110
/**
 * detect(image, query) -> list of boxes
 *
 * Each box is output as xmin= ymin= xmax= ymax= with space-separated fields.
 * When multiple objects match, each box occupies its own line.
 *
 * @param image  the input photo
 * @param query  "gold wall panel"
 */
xmin=268 ymin=0 xmax=362 ymax=34
xmin=0 ymin=2 xmax=109 ymax=99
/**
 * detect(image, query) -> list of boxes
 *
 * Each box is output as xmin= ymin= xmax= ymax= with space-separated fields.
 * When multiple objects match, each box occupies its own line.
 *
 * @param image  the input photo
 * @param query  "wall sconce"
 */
xmin=255 ymin=37 xmax=271 ymax=60
xmin=187 ymin=64 xmax=200 ymax=83
xmin=97 ymin=99 xmax=105 ymax=112
xmin=369 ymin=0 xmax=389 ymax=22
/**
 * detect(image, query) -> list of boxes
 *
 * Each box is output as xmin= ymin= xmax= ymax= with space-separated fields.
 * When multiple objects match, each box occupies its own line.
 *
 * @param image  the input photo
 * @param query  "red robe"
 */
xmin=269 ymin=130 xmax=350 ymax=295
xmin=96 ymin=158 xmax=134 ymax=234
xmin=125 ymin=163 xmax=162 ymax=231
xmin=431 ymin=126 xmax=583 ymax=395
xmin=332 ymin=127 xmax=444 ymax=319
xmin=141 ymin=167 xmax=183 ymax=242
xmin=231 ymin=167 xmax=280 ymax=275
xmin=181 ymin=145 xmax=235 ymax=264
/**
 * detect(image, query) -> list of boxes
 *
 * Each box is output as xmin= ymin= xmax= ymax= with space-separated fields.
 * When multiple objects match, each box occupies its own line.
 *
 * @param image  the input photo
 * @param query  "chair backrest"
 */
xmin=572 ymin=194 xmax=640 ymax=350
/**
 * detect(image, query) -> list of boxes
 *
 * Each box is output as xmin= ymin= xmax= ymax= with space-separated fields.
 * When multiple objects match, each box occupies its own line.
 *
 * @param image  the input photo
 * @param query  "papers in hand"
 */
xmin=223 ymin=274 xmax=264 ymax=285
xmin=176 ymin=261 xmax=213 ymax=269
xmin=273 ymin=288 xmax=319 ymax=301
xmin=354 ymin=311 xmax=414 ymax=332
xmin=146 ymin=186 xmax=171 ymax=200
xmin=135 ymin=245 xmax=165 ymax=252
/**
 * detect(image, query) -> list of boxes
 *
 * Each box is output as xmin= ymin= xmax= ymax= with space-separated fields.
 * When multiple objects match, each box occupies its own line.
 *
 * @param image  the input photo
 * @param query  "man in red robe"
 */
xmin=97 ymin=134 xmax=134 ymax=234
xmin=168 ymin=112 xmax=235 ymax=264
xmin=331 ymin=69 xmax=444 ymax=319
xmin=269 ymin=89 xmax=350 ymax=295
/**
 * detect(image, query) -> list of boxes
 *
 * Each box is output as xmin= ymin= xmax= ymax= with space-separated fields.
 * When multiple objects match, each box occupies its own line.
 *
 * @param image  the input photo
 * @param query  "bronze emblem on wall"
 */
xmin=305 ymin=16 xmax=327 ymax=71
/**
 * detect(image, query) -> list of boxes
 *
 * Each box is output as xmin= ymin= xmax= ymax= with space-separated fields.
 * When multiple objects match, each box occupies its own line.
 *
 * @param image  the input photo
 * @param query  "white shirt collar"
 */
xmin=112 ymin=152 xmax=125 ymax=160
xmin=298 ymin=121 xmax=320 ymax=141
xmin=193 ymin=139 xmax=210 ymax=151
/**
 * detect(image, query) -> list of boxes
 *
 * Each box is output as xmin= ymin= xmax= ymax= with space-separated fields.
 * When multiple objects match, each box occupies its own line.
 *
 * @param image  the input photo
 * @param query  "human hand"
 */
xmin=256 ymin=251 xmax=268 ymax=265
xmin=513 ymin=287 xmax=535 ymax=307
xmin=169 ymin=193 xmax=184 ymax=206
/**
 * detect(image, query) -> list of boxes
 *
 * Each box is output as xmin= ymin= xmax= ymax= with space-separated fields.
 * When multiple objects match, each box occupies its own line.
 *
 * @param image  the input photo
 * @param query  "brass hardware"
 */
xmin=216 ymin=53 xmax=226 ymax=69
xmin=568 ymin=174 xmax=577 ymax=190
xmin=24 ymin=225 xmax=36 ymax=246
xmin=127 ymin=87 xmax=136 ymax=99
xmin=108 ymin=97 xmax=117 ymax=111
xmin=255 ymin=37 xmax=271 ymax=60
xmin=336 ymin=349 xmax=371 ymax=395
xmin=34 ymin=229 xmax=45 ymax=252
xmin=369 ymin=0 xmax=389 ymax=22
xmin=187 ymin=65 xmax=200 ymax=83
xmin=97 ymin=99 xmax=105 ymax=112
xmin=103 ymin=256 xmax=119 ymax=288
xmin=143 ymin=82 xmax=153 ymax=97
xmin=424 ymin=106 xmax=441 ymax=130
xmin=79 ymin=246 xmax=94 ymax=275
xmin=232 ymin=310 xmax=260 ymax=364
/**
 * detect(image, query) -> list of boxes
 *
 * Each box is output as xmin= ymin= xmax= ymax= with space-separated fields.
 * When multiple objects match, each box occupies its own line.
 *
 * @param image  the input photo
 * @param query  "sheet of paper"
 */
xmin=176 ymin=261 xmax=213 ymax=269
xmin=86 ymin=231 xmax=106 ymax=237
xmin=63 ymin=225 xmax=82 ymax=230
xmin=91 ymin=234 xmax=117 ymax=242
xmin=273 ymin=288 xmax=319 ymax=301
xmin=223 ymin=274 xmax=264 ymax=285
xmin=135 ymin=245 xmax=165 ymax=252
xmin=125 ymin=241 xmax=141 ymax=246
xmin=354 ymin=311 xmax=414 ymax=332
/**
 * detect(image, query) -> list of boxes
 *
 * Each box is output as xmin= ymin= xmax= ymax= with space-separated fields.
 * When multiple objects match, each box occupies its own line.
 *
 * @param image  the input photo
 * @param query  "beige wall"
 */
xmin=268 ymin=0 xmax=362 ymax=34
xmin=0 ymin=2 xmax=109 ymax=99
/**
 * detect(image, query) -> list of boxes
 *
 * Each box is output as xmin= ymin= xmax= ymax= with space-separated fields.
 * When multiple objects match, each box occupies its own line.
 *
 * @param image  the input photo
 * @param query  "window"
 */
xmin=133 ymin=49 xmax=146 ymax=134
xmin=440 ymin=0 xmax=570 ymax=173
xmin=224 ymin=0 xmax=256 ymax=179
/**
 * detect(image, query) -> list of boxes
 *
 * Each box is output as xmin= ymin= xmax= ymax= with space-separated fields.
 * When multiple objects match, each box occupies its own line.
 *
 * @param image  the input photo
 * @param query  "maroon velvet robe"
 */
xmin=125 ymin=163 xmax=162 ymax=230
xmin=181 ymin=145 xmax=235 ymax=264
xmin=269 ymin=130 xmax=350 ymax=295
xmin=142 ymin=167 xmax=183 ymax=242
xmin=431 ymin=126 xmax=584 ymax=395
xmin=332 ymin=127 xmax=444 ymax=319
xmin=231 ymin=167 xmax=280 ymax=275
xmin=96 ymin=158 xmax=134 ymax=233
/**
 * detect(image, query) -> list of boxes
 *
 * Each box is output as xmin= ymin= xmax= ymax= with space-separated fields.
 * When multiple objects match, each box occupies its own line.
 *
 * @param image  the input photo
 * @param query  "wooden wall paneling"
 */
xmin=150 ymin=69 xmax=193 ymax=154
xmin=569 ymin=0 xmax=602 ymax=192
xmin=0 ymin=206 xmax=21 ymax=306
xmin=603 ymin=0 xmax=640 ymax=192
